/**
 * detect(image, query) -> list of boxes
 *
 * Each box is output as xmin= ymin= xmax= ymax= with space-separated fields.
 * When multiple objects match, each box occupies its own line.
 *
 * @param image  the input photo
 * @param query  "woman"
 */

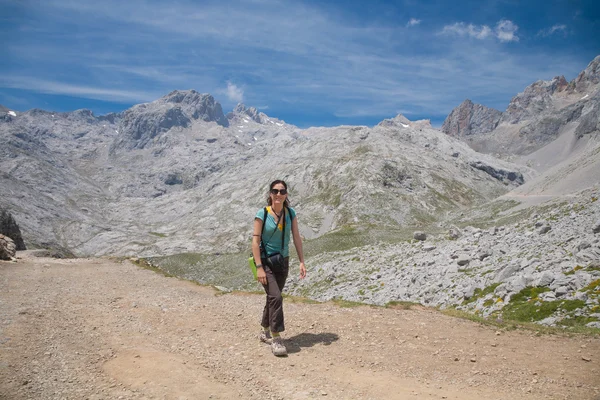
xmin=251 ymin=180 xmax=307 ymax=356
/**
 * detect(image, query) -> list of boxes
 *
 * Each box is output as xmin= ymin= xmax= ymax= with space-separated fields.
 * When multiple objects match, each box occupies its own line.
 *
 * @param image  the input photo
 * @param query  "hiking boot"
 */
xmin=259 ymin=330 xmax=272 ymax=344
xmin=271 ymin=337 xmax=287 ymax=356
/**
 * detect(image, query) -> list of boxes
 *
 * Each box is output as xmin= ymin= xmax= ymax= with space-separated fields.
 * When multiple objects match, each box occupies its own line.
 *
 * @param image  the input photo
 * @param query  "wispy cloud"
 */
xmin=0 ymin=76 xmax=157 ymax=103
xmin=441 ymin=19 xmax=519 ymax=42
xmin=537 ymin=24 xmax=568 ymax=37
xmin=407 ymin=18 xmax=421 ymax=27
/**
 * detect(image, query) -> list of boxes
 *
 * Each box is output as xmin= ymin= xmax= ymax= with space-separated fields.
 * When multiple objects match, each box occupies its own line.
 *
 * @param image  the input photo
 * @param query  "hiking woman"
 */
xmin=251 ymin=180 xmax=307 ymax=356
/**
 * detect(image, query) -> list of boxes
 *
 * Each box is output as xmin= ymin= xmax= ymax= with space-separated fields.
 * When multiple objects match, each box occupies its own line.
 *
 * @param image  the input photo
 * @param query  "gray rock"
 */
xmin=468 ymin=161 xmax=524 ymax=185
xmin=539 ymin=316 xmax=558 ymax=326
xmin=536 ymin=271 xmax=556 ymax=287
xmin=593 ymin=221 xmax=600 ymax=234
xmin=0 ymin=234 xmax=16 ymax=260
xmin=0 ymin=208 xmax=26 ymax=250
xmin=496 ymin=263 xmax=521 ymax=282
xmin=478 ymin=249 xmax=492 ymax=261
xmin=457 ymin=257 xmax=470 ymax=266
xmin=448 ymin=227 xmax=461 ymax=240
xmin=538 ymin=225 xmax=551 ymax=234
xmin=555 ymin=286 xmax=569 ymax=296
xmin=413 ymin=231 xmax=427 ymax=241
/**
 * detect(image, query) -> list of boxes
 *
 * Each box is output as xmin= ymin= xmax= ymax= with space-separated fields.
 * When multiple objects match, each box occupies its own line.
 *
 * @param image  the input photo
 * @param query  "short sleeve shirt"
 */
xmin=255 ymin=206 xmax=296 ymax=257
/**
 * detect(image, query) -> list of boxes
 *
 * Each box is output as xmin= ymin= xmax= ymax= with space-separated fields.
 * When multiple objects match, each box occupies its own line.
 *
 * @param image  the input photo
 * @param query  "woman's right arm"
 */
xmin=252 ymin=218 xmax=267 ymax=285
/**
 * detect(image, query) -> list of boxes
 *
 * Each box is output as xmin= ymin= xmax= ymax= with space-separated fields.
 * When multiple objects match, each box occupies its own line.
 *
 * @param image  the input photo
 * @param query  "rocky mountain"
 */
xmin=442 ymin=55 xmax=600 ymax=157
xmin=0 ymin=90 xmax=531 ymax=256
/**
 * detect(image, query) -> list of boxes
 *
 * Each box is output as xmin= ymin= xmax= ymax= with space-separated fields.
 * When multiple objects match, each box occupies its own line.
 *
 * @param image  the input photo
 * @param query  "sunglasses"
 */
xmin=270 ymin=188 xmax=288 ymax=195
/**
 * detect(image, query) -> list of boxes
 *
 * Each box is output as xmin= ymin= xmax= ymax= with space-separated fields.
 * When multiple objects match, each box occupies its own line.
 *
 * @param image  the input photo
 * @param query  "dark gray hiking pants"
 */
xmin=260 ymin=257 xmax=289 ymax=333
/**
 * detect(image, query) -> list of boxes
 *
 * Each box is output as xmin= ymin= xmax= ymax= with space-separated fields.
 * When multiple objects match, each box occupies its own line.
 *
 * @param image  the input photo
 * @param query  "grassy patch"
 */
xmin=500 ymin=287 xmax=587 ymax=323
xmin=583 ymin=279 xmax=600 ymax=294
xmin=443 ymin=308 xmax=600 ymax=336
xmin=302 ymin=224 xmax=414 ymax=257
xmin=130 ymin=257 xmax=175 ymax=278
xmin=385 ymin=300 xmax=421 ymax=310
xmin=565 ymin=265 xmax=584 ymax=276
xmin=149 ymin=231 xmax=167 ymax=238
xmin=331 ymin=298 xmax=368 ymax=308
xmin=586 ymin=265 xmax=600 ymax=272
xmin=463 ymin=283 xmax=501 ymax=304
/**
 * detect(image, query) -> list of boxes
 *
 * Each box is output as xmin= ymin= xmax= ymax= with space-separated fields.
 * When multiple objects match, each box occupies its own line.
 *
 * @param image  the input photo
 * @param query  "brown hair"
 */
xmin=267 ymin=180 xmax=290 ymax=208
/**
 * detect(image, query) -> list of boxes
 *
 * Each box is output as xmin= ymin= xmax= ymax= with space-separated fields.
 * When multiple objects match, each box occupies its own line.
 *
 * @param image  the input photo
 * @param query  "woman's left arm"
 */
xmin=291 ymin=216 xmax=306 ymax=279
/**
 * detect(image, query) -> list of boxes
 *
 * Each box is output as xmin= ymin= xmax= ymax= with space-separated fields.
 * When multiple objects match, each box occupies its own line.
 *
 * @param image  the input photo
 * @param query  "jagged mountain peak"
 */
xmin=162 ymin=89 xmax=214 ymax=106
xmin=570 ymin=55 xmax=600 ymax=93
xmin=377 ymin=114 xmax=411 ymax=127
xmin=0 ymin=104 xmax=18 ymax=121
xmin=230 ymin=103 xmax=263 ymax=123
xmin=112 ymin=90 xmax=229 ymax=150
xmin=441 ymin=100 xmax=502 ymax=138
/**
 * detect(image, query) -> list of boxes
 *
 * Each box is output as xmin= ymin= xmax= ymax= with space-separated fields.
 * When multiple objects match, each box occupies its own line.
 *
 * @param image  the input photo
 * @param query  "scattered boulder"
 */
xmin=448 ymin=227 xmax=461 ymax=240
xmin=593 ymin=221 xmax=600 ymax=234
xmin=413 ymin=231 xmax=427 ymax=241
xmin=0 ymin=234 xmax=17 ymax=260
xmin=457 ymin=256 xmax=470 ymax=266
xmin=478 ymin=249 xmax=492 ymax=261
xmin=538 ymin=225 xmax=551 ymax=234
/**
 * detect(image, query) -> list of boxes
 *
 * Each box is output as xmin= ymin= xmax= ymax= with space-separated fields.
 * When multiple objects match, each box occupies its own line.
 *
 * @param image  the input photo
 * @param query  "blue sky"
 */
xmin=1 ymin=0 xmax=599 ymax=128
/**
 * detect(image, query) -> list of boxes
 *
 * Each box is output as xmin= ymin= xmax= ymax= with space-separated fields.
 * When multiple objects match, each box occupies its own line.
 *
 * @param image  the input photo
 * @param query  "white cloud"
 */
xmin=226 ymin=82 xmax=244 ymax=103
xmin=537 ymin=24 xmax=568 ymax=37
xmin=407 ymin=18 xmax=421 ymax=27
xmin=495 ymin=19 xmax=519 ymax=42
xmin=442 ymin=22 xmax=492 ymax=39
xmin=441 ymin=20 xmax=518 ymax=42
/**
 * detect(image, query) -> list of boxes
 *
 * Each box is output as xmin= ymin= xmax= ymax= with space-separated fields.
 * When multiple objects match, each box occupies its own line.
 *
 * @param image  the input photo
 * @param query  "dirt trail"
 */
xmin=1 ymin=253 xmax=599 ymax=400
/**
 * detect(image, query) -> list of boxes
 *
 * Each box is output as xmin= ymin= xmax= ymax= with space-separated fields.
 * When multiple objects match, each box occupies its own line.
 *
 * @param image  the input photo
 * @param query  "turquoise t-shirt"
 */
xmin=255 ymin=206 xmax=296 ymax=258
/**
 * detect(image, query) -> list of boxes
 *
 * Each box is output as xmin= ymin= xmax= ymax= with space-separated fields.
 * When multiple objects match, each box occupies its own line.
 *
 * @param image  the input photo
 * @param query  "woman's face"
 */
xmin=270 ymin=183 xmax=287 ymax=205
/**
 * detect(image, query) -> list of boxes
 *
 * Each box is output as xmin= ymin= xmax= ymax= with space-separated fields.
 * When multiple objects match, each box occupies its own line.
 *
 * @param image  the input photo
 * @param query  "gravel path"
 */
xmin=1 ymin=252 xmax=599 ymax=400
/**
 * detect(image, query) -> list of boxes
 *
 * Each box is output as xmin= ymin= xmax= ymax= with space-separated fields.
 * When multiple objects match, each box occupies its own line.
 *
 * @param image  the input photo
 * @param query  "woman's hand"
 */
xmin=257 ymin=267 xmax=267 ymax=285
xmin=299 ymin=262 xmax=306 ymax=279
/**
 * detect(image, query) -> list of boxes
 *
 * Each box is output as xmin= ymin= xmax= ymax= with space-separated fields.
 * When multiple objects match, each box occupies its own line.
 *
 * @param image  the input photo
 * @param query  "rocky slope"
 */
xmin=284 ymin=186 xmax=600 ymax=328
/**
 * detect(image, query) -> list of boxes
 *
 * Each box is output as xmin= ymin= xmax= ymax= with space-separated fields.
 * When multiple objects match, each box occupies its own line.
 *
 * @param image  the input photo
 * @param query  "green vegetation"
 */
xmin=583 ymin=279 xmax=600 ymax=293
xmin=331 ymin=298 xmax=367 ymax=308
xmin=149 ymin=231 xmax=167 ymax=238
xmin=302 ymin=224 xmax=414 ymax=257
xmin=565 ymin=265 xmax=584 ymax=276
xmin=499 ymin=286 xmax=591 ymax=325
xmin=463 ymin=283 xmax=501 ymax=304
xmin=385 ymin=300 xmax=420 ymax=309
xmin=130 ymin=257 xmax=174 ymax=278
